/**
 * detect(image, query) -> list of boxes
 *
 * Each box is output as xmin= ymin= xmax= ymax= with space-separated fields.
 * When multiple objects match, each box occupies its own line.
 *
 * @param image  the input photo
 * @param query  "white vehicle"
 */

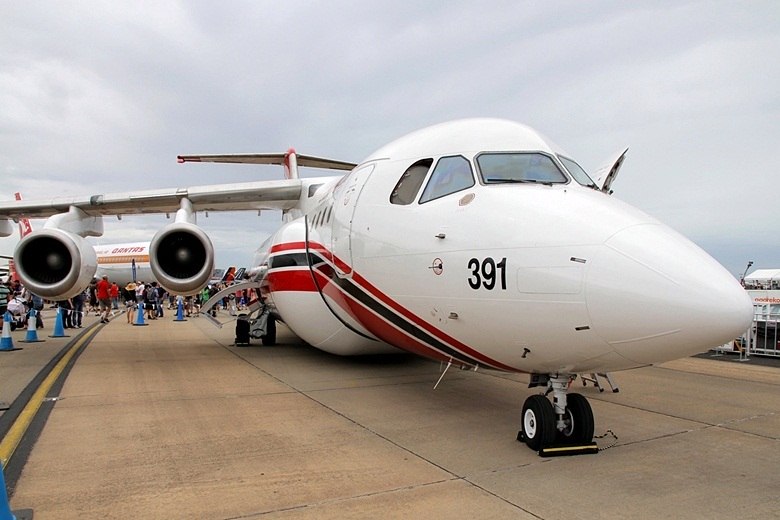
xmin=0 ymin=118 xmax=752 ymax=453
xmin=744 ymin=269 xmax=780 ymax=356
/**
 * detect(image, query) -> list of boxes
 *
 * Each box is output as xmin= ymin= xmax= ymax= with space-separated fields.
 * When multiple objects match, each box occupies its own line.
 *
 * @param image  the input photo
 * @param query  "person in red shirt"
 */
xmin=110 ymin=282 xmax=120 ymax=310
xmin=96 ymin=275 xmax=112 ymax=324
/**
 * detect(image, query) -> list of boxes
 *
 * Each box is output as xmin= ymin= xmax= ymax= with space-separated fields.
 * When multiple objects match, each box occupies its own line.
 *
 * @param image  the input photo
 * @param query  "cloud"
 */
xmin=1 ymin=1 xmax=778 ymax=276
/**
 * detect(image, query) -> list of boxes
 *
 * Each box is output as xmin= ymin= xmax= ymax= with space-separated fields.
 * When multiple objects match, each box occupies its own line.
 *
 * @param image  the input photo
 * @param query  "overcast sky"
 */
xmin=1 ymin=1 xmax=778 ymax=278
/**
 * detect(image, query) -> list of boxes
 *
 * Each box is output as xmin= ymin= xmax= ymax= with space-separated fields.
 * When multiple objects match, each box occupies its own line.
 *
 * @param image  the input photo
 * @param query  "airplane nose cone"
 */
xmin=586 ymin=223 xmax=753 ymax=364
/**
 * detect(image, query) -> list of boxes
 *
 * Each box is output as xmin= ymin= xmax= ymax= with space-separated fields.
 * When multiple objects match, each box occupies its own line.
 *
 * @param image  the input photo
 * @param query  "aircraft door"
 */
xmin=331 ymin=164 xmax=374 ymax=277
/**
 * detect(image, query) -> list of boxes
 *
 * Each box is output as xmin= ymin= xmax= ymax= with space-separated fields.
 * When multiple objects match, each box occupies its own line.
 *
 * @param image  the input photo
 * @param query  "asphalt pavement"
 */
xmin=1 ymin=309 xmax=778 ymax=519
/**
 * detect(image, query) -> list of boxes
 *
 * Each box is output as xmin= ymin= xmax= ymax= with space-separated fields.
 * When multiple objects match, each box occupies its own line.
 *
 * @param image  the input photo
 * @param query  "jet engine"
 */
xmin=14 ymin=228 xmax=98 ymax=299
xmin=149 ymin=222 xmax=214 ymax=295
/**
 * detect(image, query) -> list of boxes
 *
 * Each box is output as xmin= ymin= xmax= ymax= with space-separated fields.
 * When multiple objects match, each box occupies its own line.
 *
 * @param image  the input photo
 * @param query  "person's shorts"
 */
xmin=99 ymin=298 xmax=111 ymax=311
xmin=125 ymin=300 xmax=136 ymax=309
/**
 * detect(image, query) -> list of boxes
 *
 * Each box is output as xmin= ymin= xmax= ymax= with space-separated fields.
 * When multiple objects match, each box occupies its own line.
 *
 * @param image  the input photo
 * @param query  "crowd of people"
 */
xmin=121 ymin=279 xmax=170 ymax=324
xmin=118 ymin=279 xmax=255 ymax=324
xmin=1 ymin=274 xmax=254 ymax=331
xmin=0 ymin=277 xmax=45 ymax=330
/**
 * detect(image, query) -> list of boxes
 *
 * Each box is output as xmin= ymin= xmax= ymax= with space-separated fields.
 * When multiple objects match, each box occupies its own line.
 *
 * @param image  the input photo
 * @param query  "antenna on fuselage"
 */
xmin=434 ymin=359 xmax=453 ymax=389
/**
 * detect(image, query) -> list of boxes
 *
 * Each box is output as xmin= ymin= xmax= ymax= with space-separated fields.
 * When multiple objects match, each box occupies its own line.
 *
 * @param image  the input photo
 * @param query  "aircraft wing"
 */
xmin=0 ymin=178 xmax=303 ymax=220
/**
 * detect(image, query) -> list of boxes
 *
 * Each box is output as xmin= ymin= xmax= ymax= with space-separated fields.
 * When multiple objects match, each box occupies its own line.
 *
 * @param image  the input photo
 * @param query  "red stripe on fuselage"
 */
xmin=321 ymin=281 xmax=461 ymax=364
xmin=349 ymin=270 xmax=517 ymax=370
xmin=266 ymin=269 xmax=316 ymax=292
xmin=270 ymin=242 xmax=307 ymax=254
xmin=266 ymin=241 xmax=518 ymax=371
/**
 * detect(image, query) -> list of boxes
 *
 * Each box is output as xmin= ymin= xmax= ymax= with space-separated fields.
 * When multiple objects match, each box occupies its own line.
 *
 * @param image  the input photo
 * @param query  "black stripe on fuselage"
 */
xmin=270 ymin=250 xmax=488 ymax=367
xmin=307 ymin=258 xmax=484 ymax=367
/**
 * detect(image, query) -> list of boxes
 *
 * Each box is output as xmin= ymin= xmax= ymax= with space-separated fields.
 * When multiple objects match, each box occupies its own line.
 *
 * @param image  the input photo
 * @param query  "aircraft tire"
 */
xmin=262 ymin=316 xmax=276 ymax=346
xmin=521 ymin=394 xmax=555 ymax=450
xmin=560 ymin=393 xmax=594 ymax=444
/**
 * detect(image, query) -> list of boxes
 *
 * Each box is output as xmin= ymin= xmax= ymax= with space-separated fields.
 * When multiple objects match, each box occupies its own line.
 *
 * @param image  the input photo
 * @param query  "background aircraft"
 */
xmin=0 ymin=118 xmax=752 ymax=454
xmin=92 ymin=241 xmax=154 ymax=287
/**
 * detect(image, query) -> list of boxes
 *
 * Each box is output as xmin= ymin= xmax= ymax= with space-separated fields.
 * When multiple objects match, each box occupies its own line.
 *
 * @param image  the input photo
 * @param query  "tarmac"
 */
xmin=0 ymin=307 xmax=778 ymax=519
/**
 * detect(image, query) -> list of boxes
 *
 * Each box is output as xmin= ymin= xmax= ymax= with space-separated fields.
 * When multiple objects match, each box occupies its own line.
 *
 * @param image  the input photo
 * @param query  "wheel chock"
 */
xmin=517 ymin=431 xmax=599 ymax=457
xmin=538 ymin=442 xmax=599 ymax=457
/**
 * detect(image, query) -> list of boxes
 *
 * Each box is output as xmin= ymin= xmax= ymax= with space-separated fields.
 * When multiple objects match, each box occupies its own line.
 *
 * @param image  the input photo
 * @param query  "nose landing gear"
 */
xmin=518 ymin=374 xmax=599 ymax=456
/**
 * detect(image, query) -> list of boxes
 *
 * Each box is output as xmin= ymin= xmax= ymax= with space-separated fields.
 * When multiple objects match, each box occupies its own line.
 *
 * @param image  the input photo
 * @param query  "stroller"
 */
xmin=5 ymin=297 xmax=29 ymax=331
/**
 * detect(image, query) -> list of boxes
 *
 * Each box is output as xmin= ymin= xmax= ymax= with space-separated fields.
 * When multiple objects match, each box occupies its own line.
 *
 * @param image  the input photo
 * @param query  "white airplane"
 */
xmin=0 ymin=118 xmax=752 ymax=454
xmin=92 ymin=241 xmax=154 ymax=287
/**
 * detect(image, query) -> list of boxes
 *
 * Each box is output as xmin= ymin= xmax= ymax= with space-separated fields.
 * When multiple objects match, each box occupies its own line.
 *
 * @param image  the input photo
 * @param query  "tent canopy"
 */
xmin=744 ymin=269 xmax=780 ymax=282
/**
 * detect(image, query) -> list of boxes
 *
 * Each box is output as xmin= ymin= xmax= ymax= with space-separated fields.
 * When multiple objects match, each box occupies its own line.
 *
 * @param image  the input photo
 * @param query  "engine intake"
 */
xmin=150 ymin=222 xmax=214 ymax=295
xmin=14 ymin=229 xmax=97 ymax=299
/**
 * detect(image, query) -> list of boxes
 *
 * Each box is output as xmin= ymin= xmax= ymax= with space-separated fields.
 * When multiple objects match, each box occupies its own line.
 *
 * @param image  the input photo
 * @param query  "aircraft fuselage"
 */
xmin=257 ymin=120 xmax=752 ymax=375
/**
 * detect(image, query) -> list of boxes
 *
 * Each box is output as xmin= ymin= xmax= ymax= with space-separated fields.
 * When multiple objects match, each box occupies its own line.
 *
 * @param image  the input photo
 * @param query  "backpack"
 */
xmin=31 ymin=294 xmax=44 ymax=311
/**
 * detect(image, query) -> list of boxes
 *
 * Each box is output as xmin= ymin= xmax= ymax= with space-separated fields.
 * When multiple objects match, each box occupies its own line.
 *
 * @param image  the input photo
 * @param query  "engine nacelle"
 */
xmin=149 ymin=222 xmax=214 ymax=295
xmin=14 ymin=229 xmax=98 ymax=299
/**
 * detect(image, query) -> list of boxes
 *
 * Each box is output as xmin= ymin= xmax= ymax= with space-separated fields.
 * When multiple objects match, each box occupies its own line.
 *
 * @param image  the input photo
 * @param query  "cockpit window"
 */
xmin=558 ymin=155 xmax=597 ymax=188
xmin=476 ymin=152 xmax=567 ymax=185
xmin=390 ymin=159 xmax=432 ymax=205
xmin=419 ymin=155 xmax=475 ymax=204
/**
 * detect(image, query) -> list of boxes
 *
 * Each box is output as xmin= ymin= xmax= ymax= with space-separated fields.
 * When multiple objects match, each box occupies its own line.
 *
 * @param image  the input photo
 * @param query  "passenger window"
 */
xmin=419 ymin=156 xmax=475 ymax=203
xmin=390 ymin=159 xmax=432 ymax=205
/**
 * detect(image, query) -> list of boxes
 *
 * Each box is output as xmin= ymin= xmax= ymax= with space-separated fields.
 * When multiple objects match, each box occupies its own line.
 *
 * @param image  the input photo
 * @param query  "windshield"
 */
xmin=419 ymin=155 xmax=475 ymax=203
xmin=558 ymin=155 xmax=597 ymax=188
xmin=476 ymin=152 xmax=567 ymax=185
